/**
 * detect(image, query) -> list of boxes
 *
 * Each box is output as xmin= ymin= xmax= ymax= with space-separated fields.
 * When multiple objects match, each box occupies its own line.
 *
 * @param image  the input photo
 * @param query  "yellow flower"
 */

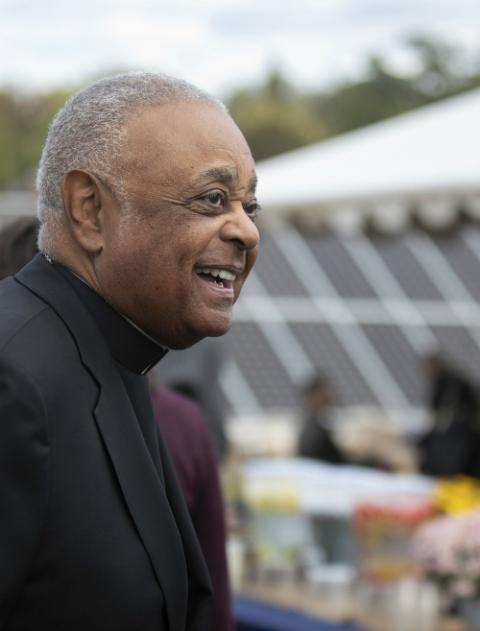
xmin=433 ymin=476 xmax=480 ymax=515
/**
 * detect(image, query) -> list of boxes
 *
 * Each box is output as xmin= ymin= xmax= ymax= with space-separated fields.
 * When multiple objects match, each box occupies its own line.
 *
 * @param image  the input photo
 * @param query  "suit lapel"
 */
xmin=94 ymin=387 xmax=187 ymax=631
xmin=120 ymin=371 xmax=166 ymax=487
xmin=16 ymin=255 xmax=188 ymax=631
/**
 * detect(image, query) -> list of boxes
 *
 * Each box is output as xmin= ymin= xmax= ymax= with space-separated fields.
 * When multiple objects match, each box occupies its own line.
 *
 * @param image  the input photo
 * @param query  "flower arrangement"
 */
xmin=412 ymin=509 xmax=480 ymax=602
xmin=432 ymin=476 xmax=480 ymax=515
xmin=353 ymin=499 xmax=435 ymax=583
xmin=353 ymin=500 xmax=435 ymax=537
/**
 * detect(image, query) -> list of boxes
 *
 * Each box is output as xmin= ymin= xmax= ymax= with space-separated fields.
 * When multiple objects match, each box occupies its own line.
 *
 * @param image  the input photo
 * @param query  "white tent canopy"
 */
xmin=256 ymin=89 xmax=480 ymax=231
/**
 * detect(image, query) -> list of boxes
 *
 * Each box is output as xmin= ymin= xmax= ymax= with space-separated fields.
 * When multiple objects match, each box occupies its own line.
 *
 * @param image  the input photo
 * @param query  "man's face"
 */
xmin=94 ymin=101 xmax=260 ymax=349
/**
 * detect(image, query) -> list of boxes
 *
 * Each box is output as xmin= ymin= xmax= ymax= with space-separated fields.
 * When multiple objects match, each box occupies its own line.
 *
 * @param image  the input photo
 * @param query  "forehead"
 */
xmin=123 ymin=101 xmax=256 ymax=191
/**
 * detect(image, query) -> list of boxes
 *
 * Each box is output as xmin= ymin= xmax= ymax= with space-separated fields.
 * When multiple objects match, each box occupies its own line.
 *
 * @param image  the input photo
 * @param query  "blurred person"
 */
xmin=0 ymin=72 xmax=259 ymax=630
xmin=297 ymin=373 xmax=345 ymax=464
xmin=0 ymin=217 xmax=38 ymax=277
xmin=0 ymin=218 xmax=234 ymax=631
xmin=150 ymin=384 xmax=233 ymax=631
xmin=418 ymin=353 xmax=480 ymax=477
xmin=155 ymin=339 xmax=229 ymax=461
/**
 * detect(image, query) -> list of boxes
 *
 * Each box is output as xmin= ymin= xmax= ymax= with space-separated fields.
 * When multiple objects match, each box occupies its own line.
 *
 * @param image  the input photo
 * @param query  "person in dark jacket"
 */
xmin=0 ymin=216 xmax=39 ymax=276
xmin=0 ymin=215 xmax=235 ymax=631
xmin=418 ymin=353 xmax=480 ymax=477
xmin=0 ymin=72 xmax=259 ymax=630
xmin=297 ymin=373 xmax=344 ymax=464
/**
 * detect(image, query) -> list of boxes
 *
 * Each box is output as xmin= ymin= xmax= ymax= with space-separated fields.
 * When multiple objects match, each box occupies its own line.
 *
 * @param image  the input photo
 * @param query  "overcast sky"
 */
xmin=1 ymin=0 xmax=480 ymax=97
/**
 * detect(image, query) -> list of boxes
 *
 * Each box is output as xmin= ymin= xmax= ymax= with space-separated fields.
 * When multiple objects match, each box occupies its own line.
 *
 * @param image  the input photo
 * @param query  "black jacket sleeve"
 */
xmin=0 ymin=357 xmax=49 ymax=624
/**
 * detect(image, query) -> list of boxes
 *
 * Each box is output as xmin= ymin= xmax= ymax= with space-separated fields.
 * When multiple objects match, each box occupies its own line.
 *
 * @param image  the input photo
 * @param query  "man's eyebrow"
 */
xmin=194 ymin=167 xmax=258 ymax=193
xmin=197 ymin=167 xmax=239 ymax=187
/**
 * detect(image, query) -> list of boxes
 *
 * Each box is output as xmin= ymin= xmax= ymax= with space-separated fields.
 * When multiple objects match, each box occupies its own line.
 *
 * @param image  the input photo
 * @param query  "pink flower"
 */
xmin=412 ymin=509 xmax=480 ymax=596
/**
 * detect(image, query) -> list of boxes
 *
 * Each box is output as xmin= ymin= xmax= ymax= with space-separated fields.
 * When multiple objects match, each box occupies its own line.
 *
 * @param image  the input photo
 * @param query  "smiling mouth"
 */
xmin=195 ymin=266 xmax=237 ymax=290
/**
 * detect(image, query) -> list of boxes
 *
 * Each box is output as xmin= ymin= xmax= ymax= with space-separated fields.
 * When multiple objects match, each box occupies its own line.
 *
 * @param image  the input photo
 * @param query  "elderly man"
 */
xmin=0 ymin=73 xmax=259 ymax=630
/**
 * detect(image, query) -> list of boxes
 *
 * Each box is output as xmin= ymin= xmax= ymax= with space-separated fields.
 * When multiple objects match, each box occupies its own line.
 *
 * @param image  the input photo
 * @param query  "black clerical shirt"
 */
xmin=54 ymin=261 xmax=168 ymax=375
xmin=54 ymin=260 xmax=171 ymax=475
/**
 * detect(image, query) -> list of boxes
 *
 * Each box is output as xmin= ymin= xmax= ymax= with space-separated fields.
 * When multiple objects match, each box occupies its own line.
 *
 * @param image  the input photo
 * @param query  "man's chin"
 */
xmin=168 ymin=315 xmax=232 ymax=350
xmin=196 ymin=319 xmax=232 ymax=342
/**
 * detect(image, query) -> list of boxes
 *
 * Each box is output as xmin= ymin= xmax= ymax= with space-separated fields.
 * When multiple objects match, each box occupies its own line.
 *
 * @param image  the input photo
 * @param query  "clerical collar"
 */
xmin=53 ymin=260 xmax=168 ymax=375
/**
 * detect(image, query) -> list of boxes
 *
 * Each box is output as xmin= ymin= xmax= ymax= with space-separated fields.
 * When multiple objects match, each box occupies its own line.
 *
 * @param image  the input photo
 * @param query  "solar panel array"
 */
xmin=221 ymin=225 xmax=480 ymax=417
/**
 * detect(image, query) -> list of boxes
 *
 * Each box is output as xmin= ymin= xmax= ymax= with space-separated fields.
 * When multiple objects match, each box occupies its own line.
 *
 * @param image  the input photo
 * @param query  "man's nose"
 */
xmin=221 ymin=202 xmax=260 ymax=251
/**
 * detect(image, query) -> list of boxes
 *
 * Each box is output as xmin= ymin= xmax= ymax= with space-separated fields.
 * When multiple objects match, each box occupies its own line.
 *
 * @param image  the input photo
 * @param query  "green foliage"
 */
xmin=228 ymin=71 xmax=325 ymax=161
xmin=0 ymin=89 xmax=70 ymax=190
xmin=226 ymin=36 xmax=480 ymax=161
xmin=0 ymin=35 xmax=479 ymax=189
xmin=308 ymin=57 xmax=429 ymax=136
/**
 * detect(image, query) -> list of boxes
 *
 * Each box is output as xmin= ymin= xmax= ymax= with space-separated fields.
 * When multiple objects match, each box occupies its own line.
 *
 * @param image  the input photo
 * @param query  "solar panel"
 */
xmin=222 ymin=226 xmax=480 ymax=418
xmin=433 ymin=229 xmax=480 ymax=301
xmin=254 ymin=232 xmax=309 ymax=297
xmin=361 ymin=324 xmax=425 ymax=406
xmin=227 ymin=322 xmax=299 ymax=409
xmin=430 ymin=325 xmax=480 ymax=383
xmin=372 ymin=235 xmax=443 ymax=300
xmin=304 ymin=233 xmax=378 ymax=298
xmin=290 ymin=322 xmax=377 ymax=406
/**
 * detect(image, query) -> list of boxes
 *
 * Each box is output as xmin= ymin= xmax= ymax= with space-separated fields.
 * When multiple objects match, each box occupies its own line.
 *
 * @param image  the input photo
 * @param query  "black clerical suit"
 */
xmin=0 ymin=254 xmax=213 ymax=630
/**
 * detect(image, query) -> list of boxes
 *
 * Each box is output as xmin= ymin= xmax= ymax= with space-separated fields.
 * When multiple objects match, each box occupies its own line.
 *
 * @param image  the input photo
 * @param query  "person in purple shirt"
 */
xmin=150 ymin=385 xmax=233 ymax=631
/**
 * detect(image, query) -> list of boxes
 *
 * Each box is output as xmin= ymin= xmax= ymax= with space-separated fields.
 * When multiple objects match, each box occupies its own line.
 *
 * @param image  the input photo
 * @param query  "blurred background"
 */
xmin=2 ymin=1 xmax=480 ymax=629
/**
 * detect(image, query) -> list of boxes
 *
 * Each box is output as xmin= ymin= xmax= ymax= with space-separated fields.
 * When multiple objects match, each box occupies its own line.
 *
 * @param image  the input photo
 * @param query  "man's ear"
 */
xmin=61 ymin=170 xmax=106 ymax=254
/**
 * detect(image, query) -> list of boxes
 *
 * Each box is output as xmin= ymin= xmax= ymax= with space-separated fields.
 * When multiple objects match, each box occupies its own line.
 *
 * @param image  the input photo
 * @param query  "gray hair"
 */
xmin=36 ymin=72 xmax=225 ymax=254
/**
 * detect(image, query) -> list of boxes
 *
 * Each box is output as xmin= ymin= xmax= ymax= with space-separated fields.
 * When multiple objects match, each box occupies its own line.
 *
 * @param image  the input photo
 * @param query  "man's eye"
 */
xmin=244 ymin=202 xmax=262 ymax=219
xmin=203 ymin=191 xmax=225 ymax=207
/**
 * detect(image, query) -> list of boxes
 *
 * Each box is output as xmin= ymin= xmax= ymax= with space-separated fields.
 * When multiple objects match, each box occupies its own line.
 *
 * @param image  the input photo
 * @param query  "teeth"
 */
xmin=197 ymin=267 xmax=236 ymax=281
xmin=218 ymin=270 xmax=236 ymax=281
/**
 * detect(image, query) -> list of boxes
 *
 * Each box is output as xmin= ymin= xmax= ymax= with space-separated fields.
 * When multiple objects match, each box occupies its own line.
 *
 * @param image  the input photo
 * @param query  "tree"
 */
xmin=308 ymin=56 xmax=428 ymax=136
xmin=227 ymin=69 xmax=325 ymax=161
xmin=0 ymin=36 xmax=479 ymax=188
xmin=0 ymin=88 xmax=70 ymax=189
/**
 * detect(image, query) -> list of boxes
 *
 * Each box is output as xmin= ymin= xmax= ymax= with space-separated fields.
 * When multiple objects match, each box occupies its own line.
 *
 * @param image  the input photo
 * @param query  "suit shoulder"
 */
xmin=0 ymin=277 xmax=80 ymax=375
xmin=0 ymin=277 xmax=50 ymax=349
